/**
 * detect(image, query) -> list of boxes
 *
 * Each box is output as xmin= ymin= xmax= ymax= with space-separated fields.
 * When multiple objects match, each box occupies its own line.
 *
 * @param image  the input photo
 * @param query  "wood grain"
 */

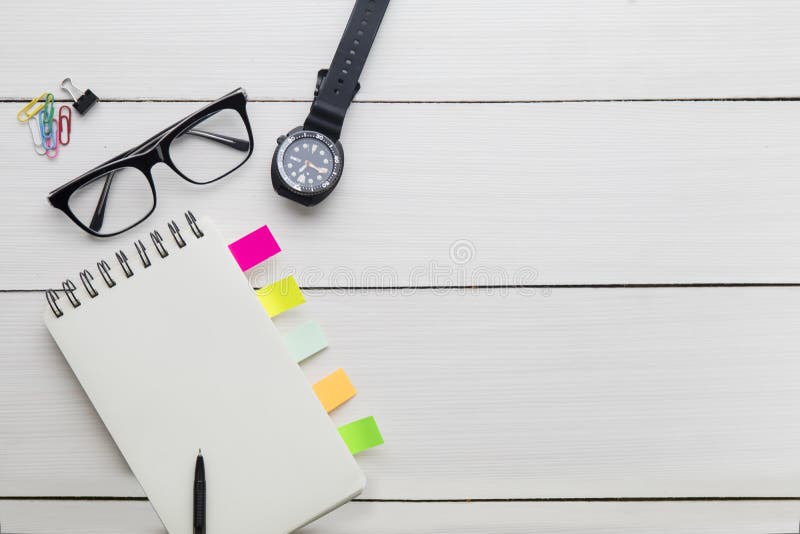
xmin=3 ymin=1 xmax=800 ymax=101
xmin=5 ymin=288 xmax=800 ymax=498
xmin=2 ymin=500 xmax=800 ymax=534
xmin=3 ymin=101 xmax=800 ymax=289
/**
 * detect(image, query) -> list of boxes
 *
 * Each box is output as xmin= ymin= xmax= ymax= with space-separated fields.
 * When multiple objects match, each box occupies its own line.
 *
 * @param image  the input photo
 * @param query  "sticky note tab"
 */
xmin=284 ymin=321 xmax=328 ymax=363
xmin=255 ymin=275 xmax=305 ymax=317
xmin=228 ymin=225 xmax=281 ymax=271
xmin=338 ymin=416 xmax=384 ymax=455
xmin=313 ymin=368 xmax=356 ymax=412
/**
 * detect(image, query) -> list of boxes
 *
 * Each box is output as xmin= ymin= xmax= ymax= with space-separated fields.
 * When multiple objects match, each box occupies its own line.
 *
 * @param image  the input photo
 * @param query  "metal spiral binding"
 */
xmin=135 ymin=240 xmax=151 ymax=268
xmin=62 ymin=279 xmax=81 ymax=308
xmin=150 ymin=230 xmax=169 ymax=258
xmin=116 ymin=250 xmax=134 ymax=278
xmin=46 ymin=289 xmax=63 ymax=317
xmin=168 ymin=220 xmax=186 ymax=248
xmin=186 ymin=210 xmax=203 ymax=238
xmin=80 ymin=269 xmax=99 ymax=298
xmin=47 ymin=212 xmax=203 ymax=318
xmin=97 ymin=260 xmax=116 ymax=288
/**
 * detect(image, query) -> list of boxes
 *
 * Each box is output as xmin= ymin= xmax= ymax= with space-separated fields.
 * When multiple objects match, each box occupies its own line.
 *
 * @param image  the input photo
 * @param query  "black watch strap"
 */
xmin=304 ymin=0 xmax=390 ymax=141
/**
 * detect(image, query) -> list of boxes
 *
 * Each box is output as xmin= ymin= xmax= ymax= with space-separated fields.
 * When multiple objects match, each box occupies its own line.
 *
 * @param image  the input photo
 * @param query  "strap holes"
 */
xmin=357 ymin=29 xmax=364 ymax=36
xmin=341 ymin=69 xmax=348 ymax=75
xmin=334 ymin=89 xmax=341 ymax=94
xmin=360 ymin=20 xmax=367 ymax=25
xmin=338 ymin=78 xmax=344 ymax=84
xmin=345 ymin=59 xmax=352 ymax=65
xmin=353 ymin=39 xmax=360 ymax=46
xmin=349 ymin=49 xmax=356 ymax=55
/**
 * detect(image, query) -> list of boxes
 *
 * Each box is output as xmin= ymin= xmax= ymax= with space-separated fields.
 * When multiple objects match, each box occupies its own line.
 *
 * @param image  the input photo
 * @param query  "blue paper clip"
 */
xmin=45 ymin=119 xmax=59 ymax=159
xmin=39 ymin=110 xmax=52 ymax=138
xmin=40 ymin=110 xmax=58 ymax=153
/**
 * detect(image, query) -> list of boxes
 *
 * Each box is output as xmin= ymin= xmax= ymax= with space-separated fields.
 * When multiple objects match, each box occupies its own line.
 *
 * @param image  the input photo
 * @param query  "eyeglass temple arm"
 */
xmin=89 ymin=121 xmax=249 ymax=185
xmin=88 ymin=124 xmax=250 ymax=232
xmin=183 ymin=130 xmax=250 ymax=152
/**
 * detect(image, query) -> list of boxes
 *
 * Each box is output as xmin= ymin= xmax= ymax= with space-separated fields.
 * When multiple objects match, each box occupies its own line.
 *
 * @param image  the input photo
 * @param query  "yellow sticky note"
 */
xmin=255 ymin=275 xmax=305 ymax=317
xmin=313 ymin=368 xmax=356 ymax=413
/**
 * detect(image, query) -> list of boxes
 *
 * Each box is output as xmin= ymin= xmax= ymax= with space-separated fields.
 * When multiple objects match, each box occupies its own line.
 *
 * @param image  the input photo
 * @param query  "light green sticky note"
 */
xmin=338 ymin=416 xmax=384 ymax=455
xmin=283 ymin=321 xmax=328 ymax=363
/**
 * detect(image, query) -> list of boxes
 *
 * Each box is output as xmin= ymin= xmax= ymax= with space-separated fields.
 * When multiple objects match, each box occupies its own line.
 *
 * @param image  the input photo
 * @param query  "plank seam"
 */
xmin=2 ymin=496 xmax=800 ymax=502
xmin=5 ymin=283 xmax=800 ymax=294
xmin=1 ymin=98 xmax=800 ymax=104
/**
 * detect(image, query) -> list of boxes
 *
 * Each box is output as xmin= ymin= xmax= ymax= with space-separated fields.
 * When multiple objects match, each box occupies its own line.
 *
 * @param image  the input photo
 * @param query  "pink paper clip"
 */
xmin=45 ymin=119 xmax=59 ymax=159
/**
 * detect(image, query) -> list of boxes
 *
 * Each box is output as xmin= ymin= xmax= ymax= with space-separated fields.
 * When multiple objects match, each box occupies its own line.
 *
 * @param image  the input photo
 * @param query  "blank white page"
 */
xmin=45 ymin=218 xmax=364 ymax=533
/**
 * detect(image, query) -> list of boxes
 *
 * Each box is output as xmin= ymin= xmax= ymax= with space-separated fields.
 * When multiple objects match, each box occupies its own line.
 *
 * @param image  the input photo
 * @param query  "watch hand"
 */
xmin=307 ymin=162 xmax=329 ymax=173
xmin=298 ymin=161 xmax=308 ymax=172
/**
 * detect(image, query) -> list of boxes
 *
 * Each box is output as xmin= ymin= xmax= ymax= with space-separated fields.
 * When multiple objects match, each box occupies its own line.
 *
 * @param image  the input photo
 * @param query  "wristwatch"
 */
xmin=271 ymin=0 xmax=390 ymax=206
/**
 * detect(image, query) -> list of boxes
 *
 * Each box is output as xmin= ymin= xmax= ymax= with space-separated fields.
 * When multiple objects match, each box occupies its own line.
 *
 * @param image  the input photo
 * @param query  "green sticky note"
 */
xmin=255 ymin=275 xmax=305 ymax=317
xmin=338 ymin=416 xmax=384 ymax=455
xmin=283 ymin=321 xmax=328 ymax=363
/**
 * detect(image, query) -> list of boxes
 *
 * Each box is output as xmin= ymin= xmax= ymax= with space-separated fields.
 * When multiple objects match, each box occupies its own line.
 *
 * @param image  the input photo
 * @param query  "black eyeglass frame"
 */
xmin=48 ymin=88 xmax=253 ymax=237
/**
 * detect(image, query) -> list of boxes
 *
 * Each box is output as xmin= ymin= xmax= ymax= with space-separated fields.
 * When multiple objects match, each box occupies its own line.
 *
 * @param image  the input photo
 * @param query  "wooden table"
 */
xmin=3 ymin=1 xmax=800 ymax=532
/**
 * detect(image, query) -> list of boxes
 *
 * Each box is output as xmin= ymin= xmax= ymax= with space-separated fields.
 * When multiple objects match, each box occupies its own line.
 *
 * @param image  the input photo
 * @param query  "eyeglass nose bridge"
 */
xmin=135 ymin=144 xmax=168 ymax=170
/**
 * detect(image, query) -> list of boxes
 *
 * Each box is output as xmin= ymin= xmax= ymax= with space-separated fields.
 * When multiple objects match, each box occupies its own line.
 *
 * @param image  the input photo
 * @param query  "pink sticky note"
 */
xmin=228 ymin=225 xmax=281 ymax=271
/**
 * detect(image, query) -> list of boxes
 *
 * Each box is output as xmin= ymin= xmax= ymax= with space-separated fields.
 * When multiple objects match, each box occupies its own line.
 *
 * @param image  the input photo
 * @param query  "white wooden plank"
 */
xmin=2 ymin=101 xmax=800 ymax=288
xmin=3 ymin=1 xmax=800 ymax=101
xmin=4 ymin=288 xmax=800 ymax=498
xmin=0 ymin=501 xmax=164 ymax=534
xmin=2 ymin=500 xmax=800 ymax=534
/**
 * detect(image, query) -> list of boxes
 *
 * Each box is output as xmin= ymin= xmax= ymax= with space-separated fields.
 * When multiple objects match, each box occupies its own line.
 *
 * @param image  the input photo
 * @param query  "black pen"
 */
xmin=194 ymin=450 xmax=206 ymax=534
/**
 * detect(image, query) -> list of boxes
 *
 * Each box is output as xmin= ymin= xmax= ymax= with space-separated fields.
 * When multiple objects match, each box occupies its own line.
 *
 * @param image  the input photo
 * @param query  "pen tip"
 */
xmin=198 ymin=448 xmax=202 ymax=456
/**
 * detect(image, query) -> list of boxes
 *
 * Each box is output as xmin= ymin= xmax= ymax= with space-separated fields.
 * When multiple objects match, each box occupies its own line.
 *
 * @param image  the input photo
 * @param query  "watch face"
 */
xmin=276 ymin=131 xmax=342 ymax=195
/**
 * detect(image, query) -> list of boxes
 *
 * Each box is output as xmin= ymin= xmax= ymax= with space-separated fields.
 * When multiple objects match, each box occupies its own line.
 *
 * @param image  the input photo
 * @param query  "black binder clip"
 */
xmin=79 ymin=269 xmax=99 ymax=298
xmin=97 ymin=260 xmax=116 ymax=288
xmin=46 ymin=289 xmax=63 ymax=318
xmin=60 ymin=77 xmax=99 ymax=115
xmin=150 ymin=230 xmax=169 ymax=258
xmin=135 ymin=239 xmax=151 ymax=268
xmin=62 ymin=279 xmax=81 ymax=308
xmin=168 ymin=220 xmax=186 ymax=248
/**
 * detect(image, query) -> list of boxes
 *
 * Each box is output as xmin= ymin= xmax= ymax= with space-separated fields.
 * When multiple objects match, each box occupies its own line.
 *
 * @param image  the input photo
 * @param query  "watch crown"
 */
xmin=277 ymin=135 xmax=286 ymax=144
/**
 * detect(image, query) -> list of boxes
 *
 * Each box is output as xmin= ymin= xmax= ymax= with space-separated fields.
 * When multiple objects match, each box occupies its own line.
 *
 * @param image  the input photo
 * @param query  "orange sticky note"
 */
xmin=313 ymin=368 xmax=356 ymax=413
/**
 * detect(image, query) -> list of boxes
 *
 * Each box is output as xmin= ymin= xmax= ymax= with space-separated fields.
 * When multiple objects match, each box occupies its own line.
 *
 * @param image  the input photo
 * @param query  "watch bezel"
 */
xmin=275 ymin=130 xmax=343 ymax=196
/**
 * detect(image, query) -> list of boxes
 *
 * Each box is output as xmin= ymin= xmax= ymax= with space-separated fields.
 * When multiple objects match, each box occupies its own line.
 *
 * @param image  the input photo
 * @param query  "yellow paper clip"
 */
xmin=16 ymin=92 xmax=48 ymax=122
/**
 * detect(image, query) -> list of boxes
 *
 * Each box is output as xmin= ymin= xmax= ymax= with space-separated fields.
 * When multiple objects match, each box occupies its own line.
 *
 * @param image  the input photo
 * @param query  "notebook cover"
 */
xmin=44 ymin=218 xmax=365 ymax=533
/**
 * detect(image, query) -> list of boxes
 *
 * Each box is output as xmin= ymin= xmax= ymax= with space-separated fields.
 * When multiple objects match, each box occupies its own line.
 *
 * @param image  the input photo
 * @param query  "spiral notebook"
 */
xmin=44 ymin=213 xmax=365 ymax=534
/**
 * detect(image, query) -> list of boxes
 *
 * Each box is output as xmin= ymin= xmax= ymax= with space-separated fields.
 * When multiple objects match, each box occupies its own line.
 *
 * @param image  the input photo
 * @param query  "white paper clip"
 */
xmin=28 ymin=114 xmax=46 ymax=155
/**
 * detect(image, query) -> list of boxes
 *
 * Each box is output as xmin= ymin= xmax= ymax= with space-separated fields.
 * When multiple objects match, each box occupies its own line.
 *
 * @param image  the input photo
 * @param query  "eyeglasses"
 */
xmin=48 ymin=88 xmax=254 ymax=237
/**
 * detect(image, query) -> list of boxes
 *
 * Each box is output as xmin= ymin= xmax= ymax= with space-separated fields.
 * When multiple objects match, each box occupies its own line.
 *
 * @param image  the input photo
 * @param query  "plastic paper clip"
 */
xmin=39 ymin=109 xmax=52 ymax=138
xmin=58 ymin=106 xmax=71 ymax=145
xmin=41 ymin=118 xmax=56 ymax=149
xmin=42 ymin=93 xmax=55 ymax=124
xmin=28 ymin=115 xmax=46 ymax=156
xmin=16 ymin=92 xmax=48 ymax=122
xmin=41 ymin=112 xmax=58 ymax=159
xmin=41 ymin=118 xmax=58 ymax=159
xmin=45 ymin=131 xmax=59 ymax=159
